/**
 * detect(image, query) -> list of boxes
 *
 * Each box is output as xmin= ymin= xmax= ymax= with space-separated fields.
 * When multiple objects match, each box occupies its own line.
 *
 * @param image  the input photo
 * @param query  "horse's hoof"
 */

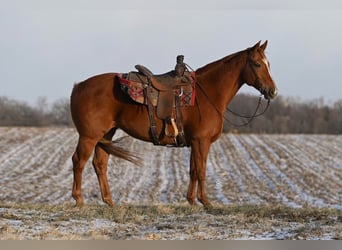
xmin=187 ymin=197 xmax=197 ymax=206
xmin=199 ymin=199 xmax=213 ymax=209
xmin=204 ymin=202 xmax=213 ymax=209
xmin=104 ymin=200 xmax=115 ymax=207
xmin=74 ymin=198 xmax=84 ymax=207
xmin=75 ymin=202 xmax=84 ymax=208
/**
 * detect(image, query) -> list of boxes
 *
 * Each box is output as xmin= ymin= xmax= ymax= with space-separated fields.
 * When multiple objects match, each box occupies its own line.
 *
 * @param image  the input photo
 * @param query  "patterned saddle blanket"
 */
xmin=118 ymin=71 xmax=196 ymax=111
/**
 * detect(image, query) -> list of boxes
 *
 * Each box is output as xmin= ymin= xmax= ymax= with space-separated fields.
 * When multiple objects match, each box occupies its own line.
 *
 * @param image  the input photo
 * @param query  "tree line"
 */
xmin=0 ymin=95 xmax=341 ymax=134
xmin=224 ymin=94 xmax=342 ymax=134
xmin=0 ymin=96 xmax=72 ymax=127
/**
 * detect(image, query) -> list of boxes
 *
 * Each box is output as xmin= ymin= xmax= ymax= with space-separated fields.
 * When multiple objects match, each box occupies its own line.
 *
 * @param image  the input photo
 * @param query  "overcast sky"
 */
xmin=1 ymin=0 xmax=342 ymax=105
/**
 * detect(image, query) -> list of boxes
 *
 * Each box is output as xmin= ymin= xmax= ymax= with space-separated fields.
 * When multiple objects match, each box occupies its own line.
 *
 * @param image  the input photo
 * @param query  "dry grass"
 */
xmin=0 ymin=202 xmax=341 ymax=240
xmin=0 ymin=128 xmax=341 ymax=239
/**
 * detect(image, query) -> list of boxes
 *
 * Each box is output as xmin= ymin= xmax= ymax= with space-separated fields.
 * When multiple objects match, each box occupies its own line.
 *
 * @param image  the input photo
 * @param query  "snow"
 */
xmin=0 ymin=128 xmax=341 ymax=239
xmin=1 ymin=127 xmax=340 ymax=208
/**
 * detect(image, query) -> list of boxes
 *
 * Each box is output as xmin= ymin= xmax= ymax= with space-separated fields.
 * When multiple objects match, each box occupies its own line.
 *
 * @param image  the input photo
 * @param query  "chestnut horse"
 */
xmin=70 ymin=41 xmax=277 ymax=207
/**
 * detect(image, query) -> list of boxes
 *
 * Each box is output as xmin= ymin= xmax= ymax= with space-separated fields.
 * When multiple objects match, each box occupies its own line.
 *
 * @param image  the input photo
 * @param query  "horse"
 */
xmin=70 ymin=40 xmax=278 ymax=207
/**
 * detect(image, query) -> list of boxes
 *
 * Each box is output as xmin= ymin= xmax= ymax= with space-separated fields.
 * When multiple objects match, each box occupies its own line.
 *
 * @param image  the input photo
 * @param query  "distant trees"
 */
xmin=0 ymin=94 xmax=341 ymax=134
xmin=224 ymin=94 xmax=342 ymax=134
xmin=49 ymin=98 xmax=72 ymax=126
xmin=0 ymin=96 xmax=72 ymax=127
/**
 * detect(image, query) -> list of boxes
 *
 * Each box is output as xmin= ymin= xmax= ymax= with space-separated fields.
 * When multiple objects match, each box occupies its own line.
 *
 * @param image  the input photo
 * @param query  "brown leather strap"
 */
xmin=174 ymin=93 xmax=186 ymax=147
xmin=145 ymin=79 xmax=160 ymax=145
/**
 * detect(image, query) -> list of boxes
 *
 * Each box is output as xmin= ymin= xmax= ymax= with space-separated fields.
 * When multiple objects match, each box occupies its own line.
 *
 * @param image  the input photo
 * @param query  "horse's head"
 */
xmin=243 ymin=40 xmax=278 ymax=100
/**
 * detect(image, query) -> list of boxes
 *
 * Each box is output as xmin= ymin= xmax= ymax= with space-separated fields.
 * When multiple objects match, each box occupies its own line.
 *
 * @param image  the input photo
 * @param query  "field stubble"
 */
xmin=0 ymin=127 xmax=341 ymax=239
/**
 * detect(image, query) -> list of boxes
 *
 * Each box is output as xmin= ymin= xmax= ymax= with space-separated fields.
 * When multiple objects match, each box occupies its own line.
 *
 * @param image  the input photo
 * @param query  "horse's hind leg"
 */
xmin=72 ymin=136 xmax=98 ymax=206
xmin=92 ymin=128 xmax=116 ymax=206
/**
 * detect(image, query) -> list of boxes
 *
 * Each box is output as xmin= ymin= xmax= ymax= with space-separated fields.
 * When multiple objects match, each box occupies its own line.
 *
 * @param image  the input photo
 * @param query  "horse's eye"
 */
xmin=253 ymin=62 xmax=261 ymax=68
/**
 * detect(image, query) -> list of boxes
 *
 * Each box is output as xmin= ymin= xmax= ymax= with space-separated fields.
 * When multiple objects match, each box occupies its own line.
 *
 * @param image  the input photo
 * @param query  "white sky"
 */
xmin=1 ymin=0 xmax=342 ymax=105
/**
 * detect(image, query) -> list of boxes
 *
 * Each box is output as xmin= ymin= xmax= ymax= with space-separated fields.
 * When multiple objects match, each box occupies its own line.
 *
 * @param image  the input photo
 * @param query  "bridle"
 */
xmin=225 ymin=53 xmax=271 ymax=126
xmin=185 ymin=51 xmax=271 ymax=127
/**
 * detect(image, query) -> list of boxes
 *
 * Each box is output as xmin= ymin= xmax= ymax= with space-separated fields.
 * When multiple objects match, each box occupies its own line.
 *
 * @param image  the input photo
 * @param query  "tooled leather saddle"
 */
xmin=118 ymin=55 xmax=194 ymax=146
xmin=134 ymin=64 xmax=192 ymax=119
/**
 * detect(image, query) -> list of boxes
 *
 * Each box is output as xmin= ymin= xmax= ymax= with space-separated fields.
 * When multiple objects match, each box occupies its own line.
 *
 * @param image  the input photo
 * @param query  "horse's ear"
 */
xmin=252 ymin=40 xmax=261 ymax=51
xmin=260 ymin=40 xmax=268 ymax=51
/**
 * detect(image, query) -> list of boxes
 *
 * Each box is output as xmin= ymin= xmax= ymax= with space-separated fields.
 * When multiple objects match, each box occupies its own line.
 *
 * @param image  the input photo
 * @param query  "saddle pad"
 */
xmin=117 ymin=72 xmax=196 ymax=107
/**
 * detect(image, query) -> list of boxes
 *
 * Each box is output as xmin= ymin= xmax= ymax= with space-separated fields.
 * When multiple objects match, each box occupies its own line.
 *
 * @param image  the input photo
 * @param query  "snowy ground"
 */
xmin=0 ymin=127 xmax=341 ymax=239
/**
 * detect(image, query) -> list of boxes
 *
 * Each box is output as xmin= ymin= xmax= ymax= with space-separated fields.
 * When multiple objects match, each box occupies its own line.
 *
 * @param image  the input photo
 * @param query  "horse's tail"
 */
xmin=97 ymin=137 xmax=143 ymax=167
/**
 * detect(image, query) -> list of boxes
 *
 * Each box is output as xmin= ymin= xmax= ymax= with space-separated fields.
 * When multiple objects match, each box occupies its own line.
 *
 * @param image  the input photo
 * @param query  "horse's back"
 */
xmin=71 ymin=73 xmax=116 ymax=97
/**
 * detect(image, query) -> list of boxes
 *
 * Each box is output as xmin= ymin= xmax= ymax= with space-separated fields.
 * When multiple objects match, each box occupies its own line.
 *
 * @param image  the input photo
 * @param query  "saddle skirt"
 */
xmin=118 ymin=71 xmax=196 ymax=117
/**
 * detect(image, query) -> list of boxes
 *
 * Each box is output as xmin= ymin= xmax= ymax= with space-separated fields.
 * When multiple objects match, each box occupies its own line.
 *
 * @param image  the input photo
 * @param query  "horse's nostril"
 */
xmin=262 ymin=88 xmax=277 ymax=100
xmin=271 ymin=88 xmax=278 ymax=98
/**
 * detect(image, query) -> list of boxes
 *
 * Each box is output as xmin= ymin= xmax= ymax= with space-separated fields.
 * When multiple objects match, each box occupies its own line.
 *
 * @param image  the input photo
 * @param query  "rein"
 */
xmin=185 ymin=61 xmax=270 ymax=127
xmin=226 ymin=96 xmax=270 ymax=127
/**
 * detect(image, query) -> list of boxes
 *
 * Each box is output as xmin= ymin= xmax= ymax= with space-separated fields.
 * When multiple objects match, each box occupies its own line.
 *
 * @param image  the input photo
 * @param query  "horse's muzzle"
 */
xmin=262 ymin=87 xmax=278 ymax=100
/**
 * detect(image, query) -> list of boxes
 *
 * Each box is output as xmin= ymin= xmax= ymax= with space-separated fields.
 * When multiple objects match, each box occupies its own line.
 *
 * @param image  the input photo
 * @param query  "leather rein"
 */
xmin=226 ymin=96 xmax=270 ymax=127
xmin=185 ymin=56 xmax=271 ymax=127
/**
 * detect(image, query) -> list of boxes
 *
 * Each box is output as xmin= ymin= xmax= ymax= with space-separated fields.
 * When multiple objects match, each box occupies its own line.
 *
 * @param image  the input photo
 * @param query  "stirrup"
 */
xmin=165 ymin=118 xmax=179 ymax=137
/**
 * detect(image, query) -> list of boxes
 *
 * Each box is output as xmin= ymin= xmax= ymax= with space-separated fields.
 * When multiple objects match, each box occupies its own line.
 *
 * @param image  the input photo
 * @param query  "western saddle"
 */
xmin=135 ymin=55 xmax=192 ymax=146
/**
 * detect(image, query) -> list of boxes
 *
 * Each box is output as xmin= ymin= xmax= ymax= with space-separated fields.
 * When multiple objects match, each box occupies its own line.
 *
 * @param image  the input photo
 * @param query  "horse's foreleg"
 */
xmin=188 ymin=139 xmax=212 ymax=207
xmin=72 ymin=137 xmax=97 ymax=206
xmin=93 ymin=145 xmax=114 ymax=206
xmin=187 ymin=149 xmax=198 ymax=205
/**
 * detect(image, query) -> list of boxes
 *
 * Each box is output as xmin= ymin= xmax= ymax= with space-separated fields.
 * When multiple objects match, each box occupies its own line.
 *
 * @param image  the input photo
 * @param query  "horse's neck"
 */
xmin=196 ymin=51 xmax=247 ymax=113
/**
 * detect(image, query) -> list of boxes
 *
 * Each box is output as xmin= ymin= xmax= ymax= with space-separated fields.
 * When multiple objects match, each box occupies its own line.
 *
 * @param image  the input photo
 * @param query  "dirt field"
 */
xmin=0 ymin=127 xmax=341 ymax=239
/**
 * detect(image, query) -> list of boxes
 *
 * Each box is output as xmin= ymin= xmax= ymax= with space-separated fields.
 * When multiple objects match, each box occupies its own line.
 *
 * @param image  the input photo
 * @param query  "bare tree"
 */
xmin=50 ymin=98 xmax=72 ymax=126
xmin=0 ymin=95 xmax=341 ymax=133
xmin=224 ymin=94 xmax=342 ymax=134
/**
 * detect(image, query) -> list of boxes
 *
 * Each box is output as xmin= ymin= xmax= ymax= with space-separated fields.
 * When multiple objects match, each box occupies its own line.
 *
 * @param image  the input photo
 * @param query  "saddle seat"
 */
xmin=135 ymin=64 xmax=191 ymax=91
xmin=134 ymin=64 xmax=192 ymax=120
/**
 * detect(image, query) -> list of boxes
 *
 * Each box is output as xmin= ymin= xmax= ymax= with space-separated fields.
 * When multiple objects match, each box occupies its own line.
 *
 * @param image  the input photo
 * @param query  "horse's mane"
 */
xmin=196 ymin=48 xmax=250 ymax=74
